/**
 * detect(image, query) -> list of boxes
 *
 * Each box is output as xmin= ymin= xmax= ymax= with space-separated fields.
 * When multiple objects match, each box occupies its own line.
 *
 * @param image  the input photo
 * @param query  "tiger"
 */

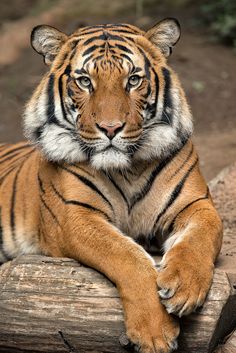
xmin=0 ymin=18 xmax=222 ymax=353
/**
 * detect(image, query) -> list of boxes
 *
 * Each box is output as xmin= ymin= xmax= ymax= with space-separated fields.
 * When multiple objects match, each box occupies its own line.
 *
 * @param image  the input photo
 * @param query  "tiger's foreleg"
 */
xmin=51 ymin=210 xmax=179 ymax=353
xmin=157 ymin=199 xmax=223 ymax=317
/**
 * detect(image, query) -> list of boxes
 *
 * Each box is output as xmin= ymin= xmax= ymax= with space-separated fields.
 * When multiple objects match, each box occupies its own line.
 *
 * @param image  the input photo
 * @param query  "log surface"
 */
xmin=0 ymin=255 xmax=235 ymax=353
xmin=215 ymin=330 xmax=236 ymax=353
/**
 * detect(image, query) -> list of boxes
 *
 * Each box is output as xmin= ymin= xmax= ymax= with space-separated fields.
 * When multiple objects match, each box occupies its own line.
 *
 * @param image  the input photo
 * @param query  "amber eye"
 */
xmin=128 ymin=75 xmax=142 ymax=87
xmin=77 ymin=76 xmax=92 ymax=89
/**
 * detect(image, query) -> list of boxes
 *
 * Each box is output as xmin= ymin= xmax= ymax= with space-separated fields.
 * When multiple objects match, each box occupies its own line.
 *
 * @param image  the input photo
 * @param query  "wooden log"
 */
xmin=0 ymin=255 xmax=235 ymax=353
xmin=214 ymin=330 xmax=236 ymax=353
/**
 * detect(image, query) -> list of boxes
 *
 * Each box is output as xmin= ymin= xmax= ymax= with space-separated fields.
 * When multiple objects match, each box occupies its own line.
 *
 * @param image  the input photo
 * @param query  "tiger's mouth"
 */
xmin=101 ymin=144 xmax=124 ymax=153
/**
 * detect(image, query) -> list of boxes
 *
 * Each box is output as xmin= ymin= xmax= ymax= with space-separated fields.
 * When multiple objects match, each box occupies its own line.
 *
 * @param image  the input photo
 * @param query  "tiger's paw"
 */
xmin=157 ymin=246 xmax=213 ymax=317
xmin=120 ymin=304 xmax=179 ymax=353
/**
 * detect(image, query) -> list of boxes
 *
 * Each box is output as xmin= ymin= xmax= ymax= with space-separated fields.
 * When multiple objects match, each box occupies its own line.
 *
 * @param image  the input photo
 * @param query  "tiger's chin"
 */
xmin=90 ymin=149 xmax=130 ymax=171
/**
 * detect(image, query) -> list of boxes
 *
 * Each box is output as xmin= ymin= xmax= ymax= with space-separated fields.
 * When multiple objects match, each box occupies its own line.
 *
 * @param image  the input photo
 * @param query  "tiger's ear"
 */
xmin=145 ymin=18 xmax=181 ymax=57
xmin=31 ymin=25 xmax=68 ymax=65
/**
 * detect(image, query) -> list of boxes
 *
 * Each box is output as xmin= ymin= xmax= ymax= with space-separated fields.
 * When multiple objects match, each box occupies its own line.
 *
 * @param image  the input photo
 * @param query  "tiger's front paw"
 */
xmin=120 ymin=295 xmax=179 ymax=353
xmin=157 ymin=245 xmax=213 ymax=317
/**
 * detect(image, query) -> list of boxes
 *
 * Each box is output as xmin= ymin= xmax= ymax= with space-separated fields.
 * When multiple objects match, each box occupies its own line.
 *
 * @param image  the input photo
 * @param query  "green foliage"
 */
xmin=201 ymin=0 xmax=236 ymax=46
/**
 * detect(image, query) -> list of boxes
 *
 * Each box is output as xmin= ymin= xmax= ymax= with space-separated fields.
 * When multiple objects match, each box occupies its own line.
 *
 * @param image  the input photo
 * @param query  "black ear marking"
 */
xmin=145 ymin=18 xmax=181 ymax=57
xmin=31 ymin=25 xmax=68 ymax=65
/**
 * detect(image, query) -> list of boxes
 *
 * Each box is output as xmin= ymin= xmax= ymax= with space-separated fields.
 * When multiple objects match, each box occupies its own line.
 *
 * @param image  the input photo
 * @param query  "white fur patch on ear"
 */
xmin=31 ymin=25 xmax=67 ymax=65
xmin=145 ymin=18 xmax=181 ymax=57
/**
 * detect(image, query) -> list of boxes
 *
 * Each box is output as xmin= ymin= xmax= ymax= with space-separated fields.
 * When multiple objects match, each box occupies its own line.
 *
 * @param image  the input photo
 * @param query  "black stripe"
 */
xmin=83 ymin=33 xmax=127 ymax=46
xmin=38 ymin=174 xmax=45 ymax=193
xmin=75 ymin=68 xmax=87 ymax=75
xmin=144 ymin=69 xmax=159 ymax=119
xmin=105 ymin=174 xmax=129 ymax=208
xmin=81 ymin=24 xmax=107 ymax=31
xmin=70 ymin=164 xmax=95 ymax=178
xmin=58 ymin=73 xmax=74 ymax=127
xmin=46 ymin=72 xmax=73 ymax=130
xmin=81 ymin=23 xmax=139 ymax=32
xmin=120 ymin=53 xmax=134 ymax=64
xmin=0 ymin=149 xmax=32 ymax=165
xmin=77 ymin=29 xmax=103 ymax=37
xmin=115 ymin=44 xmax=133 ymax=54
xmin=129 ymin=143 xmax=187 ymax=212
xmin=69 ymin=38 xmax=80 ymax=49
xmin=0 ymin=207 xmax=12 ymax=261
xmin=60 ymin=166 xmax=113 ymax=211
xmin=153 ymin=158 xmax=198 ymax=229
xmin=0 ymin=144 xmax=31 ymax=160
xmin=34 ymin=124 xmax=45 ymax=140
xmin=8 ymin=151 xmax=34 ymax=239
xmin=108 ymin=24 xmax=140 ymax=32
xmin=64 ymin=64 xmax=71 ymax=76
xmin=51 ymin=183 xmax=111 ymax=221
xmin=153 ymin=69 xmax=159 ymax=117
xmin=111 ymin=29 xmax=137 ymax=35
xmin=78 ymin=24 xmax=139 ymax=36
xmin=118 ymin=170 xmax=132 ymax=185
xmin=55 ymin=51 xmax=70 ymax=70
xmin=0 ymin=165 xmax=19 ymax=185
xmin=0 ymin=150 xmax=34 ymax=185
xmin=10 ymin=162 xmax=27 ymax=240
xmin=170 ymin=143 xmax=194 ymax=179
xmin=82 ymin=44 xmax=104 ymax=57
xmin=168 ymin=188 xmax=210 ymax=233
xmin=40 ymin=194 xmax=61 ymax=227
xmin=83 ymin=54 xmax=94 ymax=66
xmin=38 ymin=221 xmax=46 ymax=243
xmin=161 ymin=67 xmax=172 ymax=125
xmin=138 ymin=48 xmax=150 ymax=80
xmin=106 ymin=33 xmax=133 ymax=42
xmin=47 ymin=74 xmax=57 ymax=124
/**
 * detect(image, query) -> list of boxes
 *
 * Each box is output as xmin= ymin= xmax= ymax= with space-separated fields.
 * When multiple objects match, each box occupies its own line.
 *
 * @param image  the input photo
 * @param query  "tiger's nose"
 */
xmin=96 ymin=121 xmax=125 ymax=139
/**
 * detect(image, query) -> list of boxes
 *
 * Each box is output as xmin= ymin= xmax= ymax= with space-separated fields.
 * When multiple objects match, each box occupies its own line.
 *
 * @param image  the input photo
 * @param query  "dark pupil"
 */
xmin=129 ymin=76 xmax=139 ymax=85
xmin=81 ymin=77 xmax=90 ymax=86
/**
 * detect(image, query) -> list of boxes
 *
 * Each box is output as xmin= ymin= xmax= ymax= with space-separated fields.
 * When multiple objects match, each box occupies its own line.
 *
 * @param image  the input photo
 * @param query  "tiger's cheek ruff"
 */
xmin=134 ymin=68 xmax=193 ymax=162
xmin=23 ymin=72 xmax=88 ymax=163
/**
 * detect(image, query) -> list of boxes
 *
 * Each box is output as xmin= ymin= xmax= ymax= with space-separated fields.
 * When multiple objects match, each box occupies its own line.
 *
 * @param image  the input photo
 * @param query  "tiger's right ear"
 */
xmin=31 ymin=25 xmax=68 ymax=65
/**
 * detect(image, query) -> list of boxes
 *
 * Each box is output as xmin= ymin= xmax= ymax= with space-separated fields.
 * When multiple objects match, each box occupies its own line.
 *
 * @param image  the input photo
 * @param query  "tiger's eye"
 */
xmin=128 ymin=75 xmax=141 ymax=87
xmin=77 ymin=76 xmax=92 ymax=89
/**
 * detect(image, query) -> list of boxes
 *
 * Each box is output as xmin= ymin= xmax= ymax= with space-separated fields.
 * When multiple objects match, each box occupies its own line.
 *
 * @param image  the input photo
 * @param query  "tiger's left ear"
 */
xmin=145 ymin=18 xmax=181 ymax=57
xmin=31 ymin=25 xmax=68 ymax=65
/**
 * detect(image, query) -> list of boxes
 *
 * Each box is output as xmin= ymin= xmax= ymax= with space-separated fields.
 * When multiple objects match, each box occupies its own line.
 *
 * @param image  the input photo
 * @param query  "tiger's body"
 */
xmin=0 ymin=20 xmax=222 ymax=353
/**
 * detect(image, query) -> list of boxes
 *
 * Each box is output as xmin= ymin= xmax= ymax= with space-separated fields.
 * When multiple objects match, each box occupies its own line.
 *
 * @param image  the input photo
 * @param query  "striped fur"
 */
xmin=0 ymin=19 xmax=222 ymax=353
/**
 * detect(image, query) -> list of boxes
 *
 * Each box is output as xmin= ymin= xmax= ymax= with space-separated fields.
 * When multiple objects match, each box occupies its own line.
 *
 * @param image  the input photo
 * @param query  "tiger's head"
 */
xmin=24 ymin=19 xmax=193 ymax=170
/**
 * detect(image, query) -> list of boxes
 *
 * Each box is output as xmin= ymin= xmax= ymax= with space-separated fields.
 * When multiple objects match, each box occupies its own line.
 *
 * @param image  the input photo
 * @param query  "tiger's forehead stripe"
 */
xmin=83 ymin=33 xmax=130 ymax=46
xmin=69 ymin=23 xmax=141 ymax=45
xmin=63 ymin=25 xmax=144 ymax=72
xmin=77 ymin=23 xmax=141 ymax=34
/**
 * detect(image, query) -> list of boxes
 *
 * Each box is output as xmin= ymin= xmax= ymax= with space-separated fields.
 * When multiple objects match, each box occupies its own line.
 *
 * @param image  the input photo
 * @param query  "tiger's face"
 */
xmin=24 ymin=19 xmax=193 ymax=170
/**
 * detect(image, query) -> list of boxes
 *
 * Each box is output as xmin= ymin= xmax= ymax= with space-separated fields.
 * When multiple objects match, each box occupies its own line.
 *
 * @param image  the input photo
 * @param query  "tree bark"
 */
xmin=0 ymin=255 xmax=235 ymax=353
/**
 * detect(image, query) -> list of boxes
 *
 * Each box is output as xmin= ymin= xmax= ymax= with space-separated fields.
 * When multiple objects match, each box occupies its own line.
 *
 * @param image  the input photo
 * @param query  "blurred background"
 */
xmin=0 ymin=0 xmax=235 ymax=181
